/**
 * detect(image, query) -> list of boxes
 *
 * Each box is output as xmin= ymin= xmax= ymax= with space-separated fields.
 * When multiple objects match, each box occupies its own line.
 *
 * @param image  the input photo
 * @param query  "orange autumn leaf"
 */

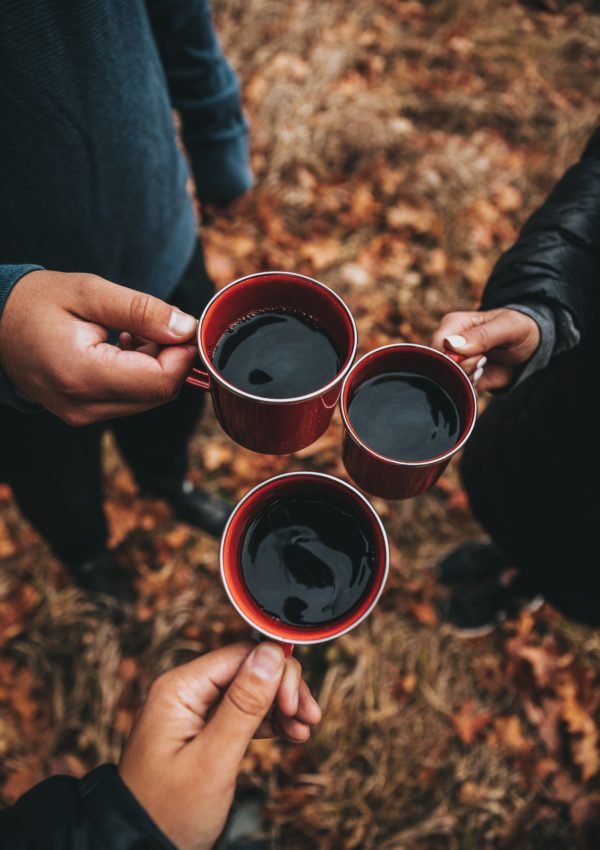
xmin=451 ymin=700 xmax=493 ymax=745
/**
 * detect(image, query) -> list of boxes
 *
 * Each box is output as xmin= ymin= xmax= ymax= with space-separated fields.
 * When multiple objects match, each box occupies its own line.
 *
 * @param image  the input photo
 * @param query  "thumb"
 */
xmin=71 ymin=276 xmax=198 ymax=344
xmin=198 ymin=643 xmax=285 ymax=778
xmin=443 ymin=311 xmax=522 ymax=359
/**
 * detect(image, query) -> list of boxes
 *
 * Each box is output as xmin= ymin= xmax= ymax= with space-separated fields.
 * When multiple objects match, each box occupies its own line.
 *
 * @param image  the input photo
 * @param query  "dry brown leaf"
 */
xmin=406 ymin=600 xmax=438 ymax=626
xmin=451 ymin=700 xmax=493 ymax=745
xmin=491 ymin=715 xmax=532 ymax=754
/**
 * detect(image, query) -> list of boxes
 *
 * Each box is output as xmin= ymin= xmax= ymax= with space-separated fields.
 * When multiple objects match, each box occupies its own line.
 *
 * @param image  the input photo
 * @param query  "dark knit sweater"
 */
xmin=0 ymin=0 xmax=251 ymax=405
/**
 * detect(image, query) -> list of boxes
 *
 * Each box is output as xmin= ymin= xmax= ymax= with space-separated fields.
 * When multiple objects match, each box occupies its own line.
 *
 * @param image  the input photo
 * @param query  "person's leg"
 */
xmin=113 ymin=241 xmax=231 ymax=536
xmin=442 ymin=343 xmax=600 ymax=630
xmin=0 ymin=405 xmax=124 ymax=594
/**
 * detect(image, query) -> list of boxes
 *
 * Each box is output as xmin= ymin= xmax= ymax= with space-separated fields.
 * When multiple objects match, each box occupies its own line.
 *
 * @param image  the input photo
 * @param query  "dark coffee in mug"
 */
xmin=212 ymin=309 xmax=340 ymax=399
xmin=348 ymin=371 xmax=461 ymax=462
xmin=240 ymin=493 xmax=376 ymax=627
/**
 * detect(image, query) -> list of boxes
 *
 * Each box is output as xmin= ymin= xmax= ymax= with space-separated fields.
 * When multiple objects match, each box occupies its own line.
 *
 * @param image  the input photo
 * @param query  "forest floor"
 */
xmin=1 ymin=1 xmax=600 ymax=848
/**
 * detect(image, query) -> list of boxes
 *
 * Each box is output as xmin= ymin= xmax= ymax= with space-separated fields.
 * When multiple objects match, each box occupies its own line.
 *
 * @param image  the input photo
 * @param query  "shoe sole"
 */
xmin=447 ymin=595 xmax=545 ymax=640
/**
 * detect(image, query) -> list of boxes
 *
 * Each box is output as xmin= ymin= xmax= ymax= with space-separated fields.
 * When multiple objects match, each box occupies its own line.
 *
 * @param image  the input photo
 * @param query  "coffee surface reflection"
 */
xmin=212 ymin=309 xmax=340 ymax=399
xmin=241 ymin=494 xmax=375 ymax=627
xmin=348 ymin=371 xmax=460 ymax=462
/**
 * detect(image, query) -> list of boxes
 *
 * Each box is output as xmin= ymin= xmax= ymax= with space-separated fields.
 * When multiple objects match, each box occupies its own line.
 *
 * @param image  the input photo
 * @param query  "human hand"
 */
xmin=200 ymin=192 xmax=251 ymax=226
xmin=0 ymin=270 xmax=199 ymax=425
xmin=430 ymin=307 xmax=540 ymax=392
xmin=119 ymin=641 xmax=321 ymax=850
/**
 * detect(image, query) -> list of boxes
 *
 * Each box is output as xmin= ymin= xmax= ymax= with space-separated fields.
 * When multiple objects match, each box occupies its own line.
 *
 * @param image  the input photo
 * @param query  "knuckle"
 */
xmin=157 ymin=374 xmax=180 ymax=405
xmin=129 ymin=292 xmax=154 ymax=335
xmin=62 ymin=407 xmax=90 ymax=427
xmin=147 ymin=672 xmax=172 ymax=702
xmin=226 ymin=680 xmax=269 ymax=719
xmin=73 ymin=273 xmax=102 ymax=302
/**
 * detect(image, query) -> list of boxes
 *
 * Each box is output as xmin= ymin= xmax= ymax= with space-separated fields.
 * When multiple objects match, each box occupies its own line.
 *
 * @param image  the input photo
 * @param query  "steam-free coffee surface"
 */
xmin=241 ymin=495 xmax=375 ymax=627
xmin=212 ymin=310 xmax=340 ymax=399
xmin=348 ymin=371 xmax=460 ymax=462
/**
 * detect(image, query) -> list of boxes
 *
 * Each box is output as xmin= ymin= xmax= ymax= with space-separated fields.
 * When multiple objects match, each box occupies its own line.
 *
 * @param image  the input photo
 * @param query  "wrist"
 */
xmin=0 ymin=264 xmax=44 ymax=320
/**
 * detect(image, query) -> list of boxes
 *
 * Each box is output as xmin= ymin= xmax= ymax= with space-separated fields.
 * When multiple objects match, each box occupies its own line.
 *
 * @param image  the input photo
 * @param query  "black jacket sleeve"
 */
xmin=0 ymin=764 xmax=177 ymax=850
xmin=144 ymin=0 xmax=252 ymax=203
xmin=481 ymin=123 xmax=600 ymax=339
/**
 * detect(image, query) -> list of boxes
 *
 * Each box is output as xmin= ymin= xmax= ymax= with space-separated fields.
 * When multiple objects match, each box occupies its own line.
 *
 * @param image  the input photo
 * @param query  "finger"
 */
xmin=257 ymin=679 xmax=321 ymax=740
xmin=71 ymin=276 xmax=198 ymax=344
xmin=83 ymin=342 xmax=197 ymax=405
xmin=272 ymin=710 xmax=311 ymax=744
xmin=442 ymin=310 xmax=537 ymax=361
xmin=430 ymin=312 xmax=480 ymax=352
xmin=476 ymin=363 xmax=517 ymax=393
xmin=276 ymin=657 xmax=302 ymax=718
xmin=119 ymin=332 xmax=134 ymax=351
xmin=137 ymin=643 xmax=256 ymax=742
xmin=135 ymin=342 xmax=160 ymax=357
xmin=449 ymin=354 xmax=481 ymax=377
xmin=199 ymin=643 xmax=286 ymax=777
xmin=296 ymin=679 xmax=322 ymax=725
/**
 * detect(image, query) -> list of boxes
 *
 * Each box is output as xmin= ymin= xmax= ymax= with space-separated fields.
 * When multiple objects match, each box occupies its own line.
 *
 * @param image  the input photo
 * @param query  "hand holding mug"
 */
xmin=119 ymin=642 xmax=321 ymax=850
xmin=0 ymin=269 xmax=198 ymax=425
xmin=430 ymin=308 xmax=540 ymax=392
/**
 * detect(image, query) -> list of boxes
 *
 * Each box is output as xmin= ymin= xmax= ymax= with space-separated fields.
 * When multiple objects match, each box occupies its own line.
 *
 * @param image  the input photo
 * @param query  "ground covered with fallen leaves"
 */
xmin=1 ymin=1 xmax=600 ymax=847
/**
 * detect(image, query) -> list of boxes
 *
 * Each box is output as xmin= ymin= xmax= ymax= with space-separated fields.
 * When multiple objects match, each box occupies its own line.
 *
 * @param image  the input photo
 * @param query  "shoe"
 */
xmin=217 ymin=792 xmax=268 ymax=850
xmin=440 ymin=576 xmax=544 ymax=638
xmin=67 ymin=551 xmax=135 ymax=604
xmin=164 ymin=481 xmax=233 ymax=538
xmin=436 ymin=540 xmax=510 ymax=586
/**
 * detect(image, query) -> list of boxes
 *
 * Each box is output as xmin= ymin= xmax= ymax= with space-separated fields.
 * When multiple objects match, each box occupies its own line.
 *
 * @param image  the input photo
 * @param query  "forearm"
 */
xmin=145 ymin=0 xmax=252 ymax=202
xmin=481 ymin=124 xmax=600 ymax=337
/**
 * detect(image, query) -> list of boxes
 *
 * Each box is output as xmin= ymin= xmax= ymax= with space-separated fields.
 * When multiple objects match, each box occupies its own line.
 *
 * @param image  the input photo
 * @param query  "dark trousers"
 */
xmin=0 ymin=242 xmax=214 ymax=565
xmin=460 ymin=339 xmax=600 ymax=626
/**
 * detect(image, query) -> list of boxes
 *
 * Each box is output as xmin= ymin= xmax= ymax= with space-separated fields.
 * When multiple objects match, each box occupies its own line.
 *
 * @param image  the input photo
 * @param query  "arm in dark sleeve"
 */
xmin=0 ymin=264 xmax=43 ymax=411
xmin=145 ymin=0 xmax=253 ymax=203
xmin=481 ymin=123 xmax=600 ymax=342
xmin=0 ymin=765 xmax=177 ymax=850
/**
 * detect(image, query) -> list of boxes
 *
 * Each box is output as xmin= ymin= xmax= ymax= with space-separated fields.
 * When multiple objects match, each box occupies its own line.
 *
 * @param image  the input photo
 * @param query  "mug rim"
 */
xmin=340 ymin=342 xmax=478 ymax=468
xmin=219 ymin=470 xmax=390 ymax=645
xmin=197 ymin=271 xmax=358 ymax=406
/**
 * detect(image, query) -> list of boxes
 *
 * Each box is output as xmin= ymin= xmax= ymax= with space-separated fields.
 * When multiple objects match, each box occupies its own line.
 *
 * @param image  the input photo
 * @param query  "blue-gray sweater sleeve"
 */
xmin=0 ymin=264 xmax=44 ymax=410
xmin=145 ymin=0 xmax=253 ymax=203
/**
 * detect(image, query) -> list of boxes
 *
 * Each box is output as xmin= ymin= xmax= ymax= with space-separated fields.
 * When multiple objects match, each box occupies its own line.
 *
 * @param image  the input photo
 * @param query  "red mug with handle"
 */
xmin=185 ymin=271 xmax=357 ymax=455
xmin=340 ymin=343 xmax=477 ymax=500
xmin=220 ymin=471 xmax=389 ymax=655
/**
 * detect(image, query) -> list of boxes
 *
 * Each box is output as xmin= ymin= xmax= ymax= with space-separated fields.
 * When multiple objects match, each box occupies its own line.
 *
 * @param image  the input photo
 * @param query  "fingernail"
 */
xmin=476 ymin=356 xmax=487 ymax=369
xmin=473 ymin=367 xmax=484 ymax=383
xmin=169 ymin=309 xmax=197 ymax=337
xmin=250 ymin=644 xmax=285 ymax=681
xmin=444 ymin=334 xmax=467 ymax=350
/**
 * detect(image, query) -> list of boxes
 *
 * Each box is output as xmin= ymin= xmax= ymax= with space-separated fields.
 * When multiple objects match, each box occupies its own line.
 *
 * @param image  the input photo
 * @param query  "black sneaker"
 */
xmin=217 ymin=793 xmax=268 ymax=850
xmin=164 ymin=482 xmax=233 ymax=538
xmin=440 ymin=576 xmax=544 ymax=638
xmin=67 ymin=551 xmax=135 ymax=604
xmin=436 ymin=540 xmax=511 ymax=586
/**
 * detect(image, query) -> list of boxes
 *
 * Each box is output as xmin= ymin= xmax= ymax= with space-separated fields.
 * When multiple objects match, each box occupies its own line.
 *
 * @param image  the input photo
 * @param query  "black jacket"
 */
xmin=0 ymin=765 xmax=177 ymax=849
xmin=481 ymin=124 xmax=600 ymax=342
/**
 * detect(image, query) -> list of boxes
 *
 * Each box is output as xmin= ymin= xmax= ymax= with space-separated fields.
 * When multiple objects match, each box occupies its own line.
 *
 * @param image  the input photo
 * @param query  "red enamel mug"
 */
xmin=340 ymin=343 xmax=477 ymax=500
xmin=185 ymin=272 xmax=357 ymax=455
xmin=220 ymin=471 xmax=389 ymax=655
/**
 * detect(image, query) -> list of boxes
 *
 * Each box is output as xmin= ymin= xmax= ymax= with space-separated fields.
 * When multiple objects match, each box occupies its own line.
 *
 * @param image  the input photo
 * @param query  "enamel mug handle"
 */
xmin=252 ymin=629 xmax=294 ymax=657
xmin=185 ymin=367 xmax=210 ymax=390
